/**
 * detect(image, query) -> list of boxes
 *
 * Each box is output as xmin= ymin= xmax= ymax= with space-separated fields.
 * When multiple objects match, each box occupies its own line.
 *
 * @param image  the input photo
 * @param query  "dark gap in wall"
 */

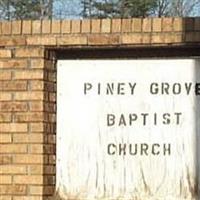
xmin=55 ymin=46 xmax=200 ymax=60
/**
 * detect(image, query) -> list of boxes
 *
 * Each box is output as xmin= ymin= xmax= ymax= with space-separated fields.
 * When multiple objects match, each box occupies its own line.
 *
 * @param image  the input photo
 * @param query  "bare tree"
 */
xmin=154 ymin=0 xmax=171 ymax=17
xmin=152 ymin=0 xmax=200 ymax=17
xmin=0 ymin=0 xmax=13 ymax=20
xmin=170 ymin=0 xmax=200 ymax=17
xmin=81 ymin=0 xmax=94 ymax=18
xmin=0 ymin=0 xmax=54 ymax=20
xmin=39 ymin=0 xmax=53 ymax=19
xmin=0 ymin=0 xmax=199 ymax=20
xmin=53 ymin=0 xmax=81 ymax=19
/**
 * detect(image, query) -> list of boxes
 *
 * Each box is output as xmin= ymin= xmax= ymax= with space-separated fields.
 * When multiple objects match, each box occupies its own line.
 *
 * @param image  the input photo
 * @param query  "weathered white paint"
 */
xmin=57 ymin=59 xmax=200 ymax=200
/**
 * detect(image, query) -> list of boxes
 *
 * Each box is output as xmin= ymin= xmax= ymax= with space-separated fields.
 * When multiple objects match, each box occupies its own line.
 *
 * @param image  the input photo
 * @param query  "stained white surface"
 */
xmin=57 ymin=59 xmax=200 ymax=200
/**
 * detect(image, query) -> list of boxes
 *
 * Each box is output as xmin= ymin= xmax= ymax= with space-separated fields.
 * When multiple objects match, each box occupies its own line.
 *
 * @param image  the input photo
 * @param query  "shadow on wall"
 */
xmin=186 ymin=18 xmax=200 ymax=199
xmin=195 ymin=59 xmax=200 ymax=199
xmin=181 ymin=18 xmax=200 ymax=200
xmin=42 ymin=50 xmax=57 ymax=199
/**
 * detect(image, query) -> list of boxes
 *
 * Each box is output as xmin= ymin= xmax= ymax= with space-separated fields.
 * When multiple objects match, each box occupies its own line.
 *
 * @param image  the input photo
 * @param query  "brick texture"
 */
xmin=132 ymin=18 xmax=142 ymax=32
xmin=81 ymin=20 xmax=90 ymax=33
xmin=12 ymin=21 xmax=22 ymax=35
xmin=112 ymin=19 xmax=121 ymax=33
xmin=101 ymin=19 xmax=111 ymax=33
xmin=42 ymin=20 xmax=51 ymax=34
xmin=0 ymin=17 xmax=199 ymax=200
xmin=71 ymin=20 xmax=81 ymax=33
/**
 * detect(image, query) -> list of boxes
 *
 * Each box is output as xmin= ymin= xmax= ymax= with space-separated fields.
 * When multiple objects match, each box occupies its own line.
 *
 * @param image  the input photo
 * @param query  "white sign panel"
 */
xmin=57 ymin=59 xmax=200 ymax=200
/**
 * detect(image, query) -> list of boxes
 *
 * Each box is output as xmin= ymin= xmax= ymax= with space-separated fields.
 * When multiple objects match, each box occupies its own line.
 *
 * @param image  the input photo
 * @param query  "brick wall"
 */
xmin=0 ymin=18 xmax=199 ymax=200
